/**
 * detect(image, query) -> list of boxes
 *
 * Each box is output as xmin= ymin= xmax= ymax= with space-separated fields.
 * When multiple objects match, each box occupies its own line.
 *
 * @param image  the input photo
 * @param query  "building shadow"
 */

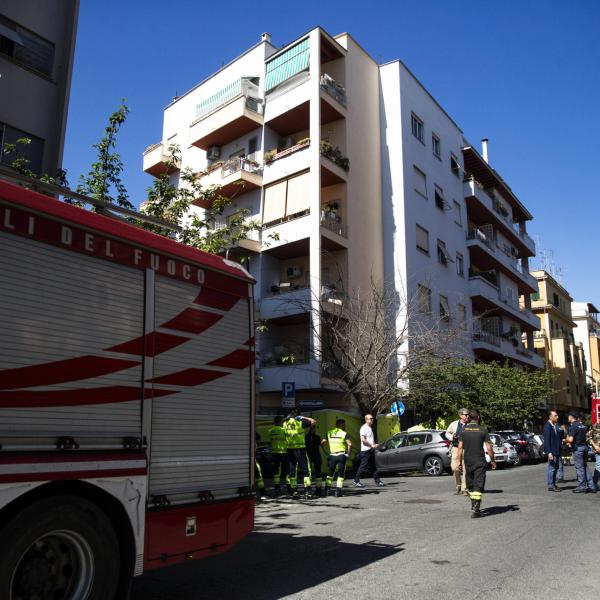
xmin=131 ymin=531 xmax=404 ymax=600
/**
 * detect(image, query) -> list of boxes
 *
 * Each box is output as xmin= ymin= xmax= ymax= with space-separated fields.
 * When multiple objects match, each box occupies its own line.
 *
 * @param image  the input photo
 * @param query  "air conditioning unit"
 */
xmin=207 ymin=145 xmax=221 ymax=160
xmin=287 ymin=266 xmax=303 ymax=278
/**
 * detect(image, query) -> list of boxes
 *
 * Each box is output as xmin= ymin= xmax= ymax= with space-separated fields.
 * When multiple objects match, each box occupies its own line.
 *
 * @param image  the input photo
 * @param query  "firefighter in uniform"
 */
xmin=283 ymin=409 xmax=316 ymax=498
xmin=268 ymin=416 xmax=288 ymax=497
xmin=305 ymin=424 xmax=326 ymax=497
xmin=456 ymin=410 xmax=496 ymax=518
xmin=326 ymin=419 xmax=352 ymax=497
xmin=255 ymin=432 xmax=266 ymax=501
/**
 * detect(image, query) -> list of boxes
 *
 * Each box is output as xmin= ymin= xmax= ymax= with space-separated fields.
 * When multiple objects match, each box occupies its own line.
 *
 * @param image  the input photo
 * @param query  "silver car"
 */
xmin=375 ymin=430 xmax=451 ymax=476
xmin=489 ymin=433 xmax=518 ymax=467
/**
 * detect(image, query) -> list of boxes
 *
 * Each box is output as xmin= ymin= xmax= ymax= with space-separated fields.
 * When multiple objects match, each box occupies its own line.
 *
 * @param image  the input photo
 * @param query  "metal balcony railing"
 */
xmin=320 ymin=212 xmax=347 ymax=237
xmin=320 ymin=73 xmax=347 ymax=107
xmin=473 ymin=330 xmax=502 ymax=347
xmin=260 ymin=346 xmax=311 ymax=367
xmin=221 ymin=156 xmax=262 ymax=178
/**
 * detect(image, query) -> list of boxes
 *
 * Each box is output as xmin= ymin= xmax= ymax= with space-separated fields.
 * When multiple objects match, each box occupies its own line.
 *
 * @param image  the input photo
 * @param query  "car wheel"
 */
xmin=0 ymin=495 xmax=120 ymax=600
xmin=423 ymin=456 xmax=443 ymax=476
xmin=513 ymin=455 xmax=521 ymax=467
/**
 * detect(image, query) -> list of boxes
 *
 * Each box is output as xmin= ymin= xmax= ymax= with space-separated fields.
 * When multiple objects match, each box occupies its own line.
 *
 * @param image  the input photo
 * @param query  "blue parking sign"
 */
xmin=282 ymin=382 xmax=295 ymax=399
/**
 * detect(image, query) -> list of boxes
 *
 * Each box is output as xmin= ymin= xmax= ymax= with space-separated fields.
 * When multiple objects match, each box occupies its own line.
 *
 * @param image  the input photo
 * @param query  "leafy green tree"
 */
xmin=140 ymin=145 xmax=261 ymax=257
xmin=410 ymin=359 xmax=554 ymax=430
xmin=77 ymin=101 xmax=133 ymax=209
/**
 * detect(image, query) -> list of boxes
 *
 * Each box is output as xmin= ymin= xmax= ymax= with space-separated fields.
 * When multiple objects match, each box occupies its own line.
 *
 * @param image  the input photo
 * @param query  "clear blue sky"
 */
xmin=63 ymin=0 xmax=600 ymax=302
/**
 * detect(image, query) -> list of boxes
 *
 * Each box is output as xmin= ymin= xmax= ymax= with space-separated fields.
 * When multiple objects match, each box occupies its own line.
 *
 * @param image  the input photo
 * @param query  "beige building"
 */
xmin=572 ymin=302 xmax=600 ymax=399
xmin=528 ymin=270 xmax=587 ymax=414
xmin=0 ymin=1 xmax=79 ymax=176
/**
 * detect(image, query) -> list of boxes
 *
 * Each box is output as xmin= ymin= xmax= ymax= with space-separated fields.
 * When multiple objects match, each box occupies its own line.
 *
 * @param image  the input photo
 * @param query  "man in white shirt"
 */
xmin=353 ymin=414 xmax=384 ymax=488
xmin=445 ymin=408 xmax=469 ymax=495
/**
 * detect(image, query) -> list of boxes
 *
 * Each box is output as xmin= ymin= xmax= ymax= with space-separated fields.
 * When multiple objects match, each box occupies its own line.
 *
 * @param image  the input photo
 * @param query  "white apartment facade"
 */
xmin=572 ymin=302 xmax=600 ymax=393
xmin=144 ymin=27 xmax=542 ymax=413
xmin=379 ymin=60 xmax=542 ymax=370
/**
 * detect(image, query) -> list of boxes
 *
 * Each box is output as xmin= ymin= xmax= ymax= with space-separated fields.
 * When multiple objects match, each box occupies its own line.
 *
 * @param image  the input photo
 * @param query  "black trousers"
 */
xmin=287 ymin=448 xmax=311 ymax=485
xmin=465 ymin=462 xmax=487 ymax=493
xmin=271 ymin=453 xmax=287 ymax=485
xmin=308 ymin=454 xmax=323 ymax=483
xmin=354 ymin=449 xmax=380 ymax=483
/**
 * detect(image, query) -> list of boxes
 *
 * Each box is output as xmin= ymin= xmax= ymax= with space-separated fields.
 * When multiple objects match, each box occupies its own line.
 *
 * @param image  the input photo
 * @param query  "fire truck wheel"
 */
xmin=0 ymin=494 xmax=120 ymax=600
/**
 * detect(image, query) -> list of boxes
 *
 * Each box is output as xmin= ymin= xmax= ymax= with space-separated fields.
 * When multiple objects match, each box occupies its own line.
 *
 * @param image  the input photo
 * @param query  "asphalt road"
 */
xmin=132 ymin=462 xmax=599 ymax=600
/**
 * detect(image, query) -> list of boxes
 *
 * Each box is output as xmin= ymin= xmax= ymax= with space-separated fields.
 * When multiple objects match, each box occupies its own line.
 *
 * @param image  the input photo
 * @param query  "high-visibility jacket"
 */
xmin=327 ymin=427 xmax=348 ymax=454
xmin=268 ymin=425 xmax=287 ymax=454
xmin=284 ymin=418 xmax=306 ymax=449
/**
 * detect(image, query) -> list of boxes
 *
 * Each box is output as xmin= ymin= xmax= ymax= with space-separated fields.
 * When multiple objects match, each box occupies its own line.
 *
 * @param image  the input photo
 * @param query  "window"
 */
xmin=434 ymin=185 xmax=445 ymax=211
xmin=566 ymin=379 xmax=570 ymax=391
xmin=0 ymin=15 xmax=55 ymax=78
xmin=439 ymin=295 xmax=450 ymax=322
xmin=0 ymin=122 xmax=44 ymax=175
xmin=456 ymin=252 xmax=464 ymax=277
xmin=452 ymin=200 xmax=462 ymax=226
xmin=385 ymin=434 xmax=406 ymax=449
xmin=457 ymin=304 xmax=467 ymax=328
xmin=411 ymin=113 xmax=424 ymax=142
xmin=531 ymin=290 xmax=540 ymax=302
xmin=416 ymin=224 xmax=429 ymax=254
xmin=565 ymin=350 xmax=571 ymax=364
xmin=248 ymin=136 xmax=258 ymax=156
xmin=407 ymin=433 xmax=430 ymax=446
xmin=437 ymin=239 xmax=451 ymax=266
xmin=450 ymin=153 xmax=460 ymax=177
xmin=262 ymin=171 xmax=310 ymax=225
xmin=413 ymin=166 xmax=427 ymax=198
xmin=553 ymin=293 xmax=560 ymax=307
xmin=432 ymin=133 xmax=441 ymax=158
xmin=418 ymin=284 xmax=431 ymax=314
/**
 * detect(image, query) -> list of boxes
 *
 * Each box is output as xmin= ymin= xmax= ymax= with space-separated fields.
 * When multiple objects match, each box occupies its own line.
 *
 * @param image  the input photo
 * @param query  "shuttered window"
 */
xmin=413 ymin=166 xmax=427 ymax=198
xmin=416 ymin=224 xmax=429 ymax=254
xmin=262 ymin=180 xmax=287 ymax=223
xmin=265 ymin=38 xmax=310 ymax=92
xmin=285 ymin=172 xmax=310 ymax=215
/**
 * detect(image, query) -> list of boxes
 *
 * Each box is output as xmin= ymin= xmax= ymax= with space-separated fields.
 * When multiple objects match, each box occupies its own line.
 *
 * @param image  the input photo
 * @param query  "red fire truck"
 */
xmin=0 ymin=178 xmax=256 ymax=599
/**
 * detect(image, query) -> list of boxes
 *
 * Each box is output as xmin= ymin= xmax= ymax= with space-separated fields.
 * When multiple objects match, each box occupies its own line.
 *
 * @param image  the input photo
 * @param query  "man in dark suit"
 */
xmin=543 ymin=410 xmax=563 ymax=492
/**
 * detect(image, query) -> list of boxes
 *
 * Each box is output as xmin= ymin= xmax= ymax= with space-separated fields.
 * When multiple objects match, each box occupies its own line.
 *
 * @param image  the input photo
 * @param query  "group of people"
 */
xmin=444 ymin=407 xmax=600 ymax=518
xmin=544 ymin=410 xmax=600 ymax=493
xmin=255 ymin=410 xmax=384 ymax=500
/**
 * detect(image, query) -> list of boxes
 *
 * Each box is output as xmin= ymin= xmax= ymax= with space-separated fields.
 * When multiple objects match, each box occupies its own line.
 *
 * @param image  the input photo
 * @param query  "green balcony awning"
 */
xmin=265 ymin=38 xmax=310 ymax=92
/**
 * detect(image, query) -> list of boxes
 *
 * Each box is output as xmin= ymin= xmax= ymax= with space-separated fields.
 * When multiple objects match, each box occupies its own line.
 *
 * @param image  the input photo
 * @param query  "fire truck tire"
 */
xmin=0 ymin=494 xmax=120 ymax=600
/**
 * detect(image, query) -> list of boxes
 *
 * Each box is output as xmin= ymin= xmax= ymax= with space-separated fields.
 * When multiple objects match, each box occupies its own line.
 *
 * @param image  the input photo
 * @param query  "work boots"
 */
xmin=470 ymin=499 xmax=481 ymax=518
xmin=334 ymin=488 xmax=342 ymax=498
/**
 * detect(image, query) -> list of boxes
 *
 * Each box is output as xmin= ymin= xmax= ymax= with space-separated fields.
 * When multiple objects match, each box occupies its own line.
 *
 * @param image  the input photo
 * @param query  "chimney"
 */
xmin=261 ymin=32 xmax=271 ymax=44
xmin=481 ymin=138 xmax=489 ymax=163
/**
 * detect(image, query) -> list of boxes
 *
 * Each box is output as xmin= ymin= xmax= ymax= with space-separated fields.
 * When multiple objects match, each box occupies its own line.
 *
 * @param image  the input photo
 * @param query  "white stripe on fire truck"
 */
xmin=0 ymin=459 xmax=147 ymax=475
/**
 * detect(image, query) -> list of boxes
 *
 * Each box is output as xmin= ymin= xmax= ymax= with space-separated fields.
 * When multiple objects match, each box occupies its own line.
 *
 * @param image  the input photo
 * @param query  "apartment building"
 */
xmin=572 ymin=302 xmax=600 ymax=399
xmin=528 ymin=271 xmax=587 ymax=414
xmin=144 ymin=29 xmax=384 ymax=412
xmin=380 ymin=62 xmax=543 ymax=370
xmin=144 ymin=27 xmax=542 ymax=413
xmin=0 ymin=0 xmax=79 ymax=176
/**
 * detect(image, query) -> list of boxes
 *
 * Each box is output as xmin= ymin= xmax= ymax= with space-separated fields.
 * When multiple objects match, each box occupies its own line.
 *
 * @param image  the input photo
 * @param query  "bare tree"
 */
xmin=275 ymin=273 xmax=469 ymax=417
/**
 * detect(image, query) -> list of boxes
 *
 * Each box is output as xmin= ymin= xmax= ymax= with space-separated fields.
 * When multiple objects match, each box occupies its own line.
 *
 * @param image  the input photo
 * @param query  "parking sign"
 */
xmin=282 ymin=382 xmax=296 ymax=408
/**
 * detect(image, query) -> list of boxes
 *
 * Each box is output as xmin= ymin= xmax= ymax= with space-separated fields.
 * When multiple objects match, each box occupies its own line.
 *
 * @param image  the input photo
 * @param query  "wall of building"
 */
xmin=0 ymin=0 xmax=79 ymax=174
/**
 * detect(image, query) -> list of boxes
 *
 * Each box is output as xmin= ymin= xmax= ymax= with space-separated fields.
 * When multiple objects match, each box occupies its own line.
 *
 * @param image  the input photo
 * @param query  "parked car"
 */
xmin=488 ymin=433 xmax=518 ymax=467
xmin=375 ymin=430 xmax=451 ymax=476
xmin=528 ymin=433 xmax=545 ymax=460
xmin=495 ymin=431 xmax=539 ymax=464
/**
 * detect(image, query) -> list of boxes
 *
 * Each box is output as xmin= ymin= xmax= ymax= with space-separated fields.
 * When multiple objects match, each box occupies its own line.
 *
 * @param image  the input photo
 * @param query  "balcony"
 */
xmin=466 ymin=227 xmax=538 ymax=293
xmin=190 ymin=79 xmax=263 ymax=150
xmin=320 ymin=73 xmax=347 ymax=107
xmin=259 ymin=286 xmax=311 ymax=321
xmin=463 ymin=179 xmax=535 ymax=257
xmin=194 ymin=157 xmax=262 ymax=208
xmin=472 ymin=331 xmax=545 ymax=368
xmin=209 ymin=215 xmax=261 ymax=255
xmin=142 ymin=142 xmax=180 ymax=177
xmin=320 ymin=211 xmax=347 ymax=238
xmin=469 ymin=276 xmax=540 ymax=330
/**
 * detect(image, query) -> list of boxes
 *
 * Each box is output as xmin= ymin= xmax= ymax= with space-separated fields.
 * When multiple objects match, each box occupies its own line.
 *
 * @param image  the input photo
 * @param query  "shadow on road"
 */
xmin=481 ymin=504 xmax=520 ymax=517
xmin=132 ymin=532 xmax=404 ymax=600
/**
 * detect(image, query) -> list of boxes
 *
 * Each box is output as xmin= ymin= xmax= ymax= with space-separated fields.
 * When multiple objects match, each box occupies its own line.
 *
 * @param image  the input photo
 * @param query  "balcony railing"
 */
xmin=195 ymin=78 xmax=262 ymax=121
xmin=211 ymin=216 xmax=261 ymax=241
xmin=220 ymin=156 xmax=262 ymax=178
xmin=320 ymin=73 xmax=347 ymax=107
xmin=467 ymin=227 xmax=494 ymax=249
xmin=320 ymin=140 xmax=349 ymax=171
xmin=473 ymin=331 xmax=502 ymax=347
xmin=320 ymin=211 xmax=347 ymax=237
xmin=264 ymin=138 xmax=310 ymax=164
xmin=469 ymin=268 xmax=498 ymax=287
xmin=321 ymin=285 xmax=347 ymax=305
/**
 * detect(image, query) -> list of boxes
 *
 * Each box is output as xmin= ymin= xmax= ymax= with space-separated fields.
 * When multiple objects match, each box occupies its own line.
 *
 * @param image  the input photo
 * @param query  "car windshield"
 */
xmin=489 ymin=435 xmax=502 ymax=446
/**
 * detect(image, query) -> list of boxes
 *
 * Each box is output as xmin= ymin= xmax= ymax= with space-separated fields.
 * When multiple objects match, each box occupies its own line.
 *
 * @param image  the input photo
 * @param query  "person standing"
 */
xmin=326 ymin=419 xmax=352 ymax=497
xmin=353 ymin=414 xmax=384 ymax=488
xmin=268 ymin=416 xmax=288 ymax=496
xmin=566 ymin=412 xmax=595 ymax=493
xmin=305 ymin=424 xmax=326 ymax=496
xmin=543 ymin=410 xmax=563 ymax=492
xmin=445 ymin=408 xmax=470 ymax=495
xmin=283 ymin=409 xmax=316 ymax=498
xmin=456 ymin=410 xmax=496 ymax=518
xmin=588 ymin=421 xmax=600 ymax=492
